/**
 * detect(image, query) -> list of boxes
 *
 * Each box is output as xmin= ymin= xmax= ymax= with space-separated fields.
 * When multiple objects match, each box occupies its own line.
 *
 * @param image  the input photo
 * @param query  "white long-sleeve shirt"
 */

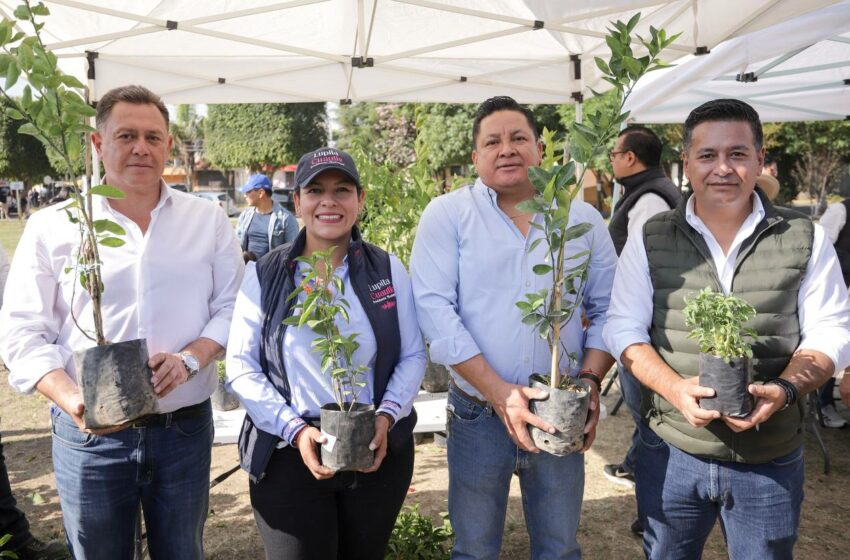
xmin=0 ymin=184 xmax=245 ymax=412
xmin=603 ymin=194 xmax=850 ymax=373
xmin=819 ymin=201 xmax=846 ymax=245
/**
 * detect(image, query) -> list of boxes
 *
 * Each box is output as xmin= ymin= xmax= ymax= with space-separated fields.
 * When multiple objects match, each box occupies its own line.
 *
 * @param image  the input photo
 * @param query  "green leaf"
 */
xmin=31 ymin=3 xmax=50 ymax=16
xmin=626 ymin=12 xmax=641 ymax=32
xmin=59 ymin=73 xmax=85 ymax=89
xmin=98 ymin=237 xmax=125 ymax=248
xmin=5 ymin=58 xmax=20 ymax=89
xmin=13 ymin=4 xmax=31 ymax=20
xmin=93 ymin=219 xmax=126 ymax=235
xmin=88 ymin=185 xmax=126 ymax=199
xmin=17 ymin=122 xmax=39 ymax=137
xmin=532 ymin=264 xmax=552 ymax=275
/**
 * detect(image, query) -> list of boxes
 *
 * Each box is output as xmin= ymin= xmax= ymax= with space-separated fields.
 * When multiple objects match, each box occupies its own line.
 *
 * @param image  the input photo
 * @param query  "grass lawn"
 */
xmin=0 ymin=218 xmax=26 ymax=258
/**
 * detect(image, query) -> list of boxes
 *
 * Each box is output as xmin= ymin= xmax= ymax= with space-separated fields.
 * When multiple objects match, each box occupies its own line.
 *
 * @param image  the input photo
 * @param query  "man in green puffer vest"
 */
xmin=603 ymin=98 xmax=850 ymax=559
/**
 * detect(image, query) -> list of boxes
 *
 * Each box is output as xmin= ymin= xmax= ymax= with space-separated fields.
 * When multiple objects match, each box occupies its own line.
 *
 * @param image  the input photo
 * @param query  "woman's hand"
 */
xmin=360 ymin=414 xmax=391 ymax=473
xmin=295 ymin=426 xmax=335 ymax=480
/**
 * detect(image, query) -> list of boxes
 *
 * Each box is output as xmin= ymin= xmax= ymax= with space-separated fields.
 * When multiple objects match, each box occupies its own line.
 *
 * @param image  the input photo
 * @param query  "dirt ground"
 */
xmin=2 ymin=366 xmax=849 ymax=559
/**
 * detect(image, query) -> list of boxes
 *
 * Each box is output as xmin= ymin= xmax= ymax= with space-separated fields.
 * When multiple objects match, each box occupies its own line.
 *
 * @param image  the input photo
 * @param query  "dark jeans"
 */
xmin=250 ymin=436 xmax=414 ymax=560
xmin=0 ymin=433 xmax=31 ymax=550
xmin=635 ymin=423 xmax=803 ymax=559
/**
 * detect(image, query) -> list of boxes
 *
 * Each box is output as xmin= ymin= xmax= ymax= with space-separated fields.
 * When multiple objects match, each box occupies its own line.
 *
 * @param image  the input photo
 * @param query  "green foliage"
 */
xmin=284 ymin=247 xmax=368 ymax=411
xmin=385 ymin=504 xmax=454 ymax=560
xmin=683 ymin=288 xmax=758 ymax=361
xmin=0 ymin=533 xmax=19 ymax=558
xmin=515 ymin=128 xmax=591 ymax=356
xmin=1 ymin=1 xmax=125 ymax=345
xmin=764 ymin=120 xmax=850 ymax=209
xmin=216 ymin=359 xmax=226 ymax=381
xmin=516 ymin=14 xmax=680 ymax=384
xmin=204 ymin=102 xmax=326 ymax=170
xmin=570 ymin=16 xmax=681 ymax=167
xmin=354 ymin=123 xmax=443 ymax=266
xmin=0 ymin=97 xmax=55 ymax=182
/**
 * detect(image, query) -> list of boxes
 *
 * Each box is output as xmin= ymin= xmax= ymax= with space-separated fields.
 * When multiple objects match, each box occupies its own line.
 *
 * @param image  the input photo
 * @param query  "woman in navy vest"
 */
xmin=226 ymin=148 xmax=426 ymax=559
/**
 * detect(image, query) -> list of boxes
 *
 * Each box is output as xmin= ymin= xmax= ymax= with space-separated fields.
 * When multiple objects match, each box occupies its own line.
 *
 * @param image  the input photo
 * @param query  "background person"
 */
xmin=235 ymin=173 xmax=298 ymax=260
xmin=604 ymin=125 xmax=681 ymax=537
xmin=817 ymin=197 xmax=850 ymax=427
xmin=227 ymin=147 xmax=425 ymax=560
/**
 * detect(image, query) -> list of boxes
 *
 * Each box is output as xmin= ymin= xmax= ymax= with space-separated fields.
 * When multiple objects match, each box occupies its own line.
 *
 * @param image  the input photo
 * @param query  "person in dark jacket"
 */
xmin=226 ymin=147 xmax=425 ymax=560
xmin=603 ymin=126 xmax=681 ymax=537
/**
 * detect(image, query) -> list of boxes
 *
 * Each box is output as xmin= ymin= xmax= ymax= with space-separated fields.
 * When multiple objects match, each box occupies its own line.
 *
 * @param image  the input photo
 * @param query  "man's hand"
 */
xmin=35 ymin=369 xmax=127 ymax=435
xmin=722 ymin=382 xmax=786 ymax=433
xmin=485 ymin=381 xmax=554 ymax=453
xmin=361 ymin=414 xmax=391 ymax=473
xmin=149 ymin=352 xmax=192 ymax=397
xmin=840 ymin=373 xmax=850 ymax=408
xmin=295 ymin=426 xmax=335 ymax=480
xmin=580 ymin=383 xmax=600 ymax=453
xmin=668 ymin=377 xmax=721 ymax=428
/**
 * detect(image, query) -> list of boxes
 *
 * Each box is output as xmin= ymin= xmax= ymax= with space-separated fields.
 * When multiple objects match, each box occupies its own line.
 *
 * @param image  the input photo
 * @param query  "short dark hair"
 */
xmin=472 ymin=96 xmax=538 ymax=148
xmin=617 ymin=125 xmax=662 ymax=167
xmin=682 ymin=98 xmax=763 ymax=153
xmin=96 ymin=85 xmax=169 ymax=130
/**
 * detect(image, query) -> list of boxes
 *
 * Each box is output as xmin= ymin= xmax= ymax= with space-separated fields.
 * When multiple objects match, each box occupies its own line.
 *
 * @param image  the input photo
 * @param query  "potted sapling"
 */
xmin=1 ymin=1 xmax=157 ymax=428
xmin=515 ymin=14 xmax=680 ymax=455
xmin=211 ymin=360 xmax=240 ymax=412
xmin=515 ymin=135 xmax=594 ymax=456
xmin=684 ymin=288 xmax=759 ymax=417
xmin=284 ymin=247 xmax=374 ymax=471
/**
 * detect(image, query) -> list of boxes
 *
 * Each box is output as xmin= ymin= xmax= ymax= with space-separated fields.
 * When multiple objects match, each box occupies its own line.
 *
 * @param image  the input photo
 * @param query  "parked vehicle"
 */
xmin=169 ymin=183 xmax=189 ymax=192
xmin=193 ymin=191 xmax=238 ymax=216
xmin=271 ymin=187 xmax=296 ymax=212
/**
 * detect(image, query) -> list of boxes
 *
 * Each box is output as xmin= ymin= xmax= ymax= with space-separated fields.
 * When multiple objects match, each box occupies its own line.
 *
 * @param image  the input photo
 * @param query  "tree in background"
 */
xmin=203 ymin=102 xmax=327 ymax=170
xmin=765 ymin=120 xmax=850 ymax=212
xmin=170 ymin=104 xmax=203 ymax=186
xmin=0 ymin=97 xmax=55 ymax=183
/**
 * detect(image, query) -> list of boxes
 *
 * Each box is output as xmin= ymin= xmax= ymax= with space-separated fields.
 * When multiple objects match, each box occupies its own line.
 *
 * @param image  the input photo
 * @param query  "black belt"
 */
xmin=450 ymin=382 xmax=489 ymax=408
xmin=130 ymin=399 xmax=211 ymax=428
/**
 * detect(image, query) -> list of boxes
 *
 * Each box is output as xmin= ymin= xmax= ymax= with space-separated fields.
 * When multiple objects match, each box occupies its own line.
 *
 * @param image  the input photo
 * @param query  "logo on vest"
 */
xmin=368 ymin=278 xmax=396 ymax=310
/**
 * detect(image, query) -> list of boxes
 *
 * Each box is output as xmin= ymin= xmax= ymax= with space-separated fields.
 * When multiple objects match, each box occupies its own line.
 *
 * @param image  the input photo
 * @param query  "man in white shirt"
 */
xmin=0 ymin=85 xmax=244 ymax=558
xmin=603 ymin=98 xmax=850 ymax=558
xmin=815 ymin=198 xmax=850 ymax=426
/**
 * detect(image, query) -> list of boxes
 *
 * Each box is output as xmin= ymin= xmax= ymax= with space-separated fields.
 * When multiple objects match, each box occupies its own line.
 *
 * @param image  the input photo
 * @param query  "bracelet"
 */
xmin=765 ymin=378 xmax=798 ymax=410
xmin=377 ymin=411 xmax=396 ymax=430
xmin=578 ymin=370 xmax=602 ymax=391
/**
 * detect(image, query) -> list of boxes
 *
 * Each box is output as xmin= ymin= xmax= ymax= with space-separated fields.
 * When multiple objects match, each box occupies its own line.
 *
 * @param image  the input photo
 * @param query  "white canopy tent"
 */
xmin=624 ymin=0 xmax=850 ymax=122
xmin=0 ymin=0 xmax=841 ymax=106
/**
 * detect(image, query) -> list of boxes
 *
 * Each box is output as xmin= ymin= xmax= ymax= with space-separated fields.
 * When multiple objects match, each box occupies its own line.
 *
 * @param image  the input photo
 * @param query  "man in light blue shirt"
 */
xmin=410 ymin=96 xmax=617 ymax=559
xmin=235 ymin=174 xmax=299 ymax=259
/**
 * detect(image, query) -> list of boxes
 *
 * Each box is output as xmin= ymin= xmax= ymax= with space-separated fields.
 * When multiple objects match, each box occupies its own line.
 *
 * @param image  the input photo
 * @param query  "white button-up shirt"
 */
xmin=603 ymin=194 xmax=850 ymax=372
xmin=0 ymin=183 xmax=245 ymax=412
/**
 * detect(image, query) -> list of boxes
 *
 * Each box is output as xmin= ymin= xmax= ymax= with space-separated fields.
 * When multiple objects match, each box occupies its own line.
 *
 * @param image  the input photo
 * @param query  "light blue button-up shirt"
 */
xmin=410 ymin=179 xmax=617 ymax=399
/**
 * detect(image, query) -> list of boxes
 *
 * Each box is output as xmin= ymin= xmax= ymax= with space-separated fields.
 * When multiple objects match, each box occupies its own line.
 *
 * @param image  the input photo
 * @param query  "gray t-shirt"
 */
xmin=246 ymin=211 xmax=272 ymax=258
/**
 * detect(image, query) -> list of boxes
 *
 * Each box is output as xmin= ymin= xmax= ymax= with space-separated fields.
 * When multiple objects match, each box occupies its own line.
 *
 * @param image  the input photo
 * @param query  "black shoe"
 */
xmin=13 ymin=537 xmax=70 ymax=560
xmin=630 ymin=518 xmax=644 ymax=537
xmin=602 ymin=463 xmax=636 ymax=488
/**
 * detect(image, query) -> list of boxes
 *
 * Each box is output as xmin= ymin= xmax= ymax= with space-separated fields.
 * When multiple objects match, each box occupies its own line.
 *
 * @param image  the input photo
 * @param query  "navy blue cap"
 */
xmin=295 ymin=148 xmax=360 ymax=189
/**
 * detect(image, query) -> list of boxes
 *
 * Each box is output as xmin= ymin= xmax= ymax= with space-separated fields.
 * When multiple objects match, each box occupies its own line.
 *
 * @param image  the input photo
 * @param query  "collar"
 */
xmin=617 ymin=166 xmax=666 ymax=190
xmin=684 ymin=190 xmax=766 ymax=233
xmin=95 ymin=178 xmax=171 ymax=214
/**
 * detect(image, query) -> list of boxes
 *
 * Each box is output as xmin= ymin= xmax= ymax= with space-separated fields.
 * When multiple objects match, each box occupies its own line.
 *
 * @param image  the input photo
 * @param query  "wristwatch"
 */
xmin=180 ymin=352 xmax=200 ymax=380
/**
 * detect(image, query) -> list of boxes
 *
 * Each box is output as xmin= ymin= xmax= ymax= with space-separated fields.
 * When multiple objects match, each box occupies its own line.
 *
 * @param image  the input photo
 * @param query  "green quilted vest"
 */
xmin=643 ymin=191 xmax=813 ymax=463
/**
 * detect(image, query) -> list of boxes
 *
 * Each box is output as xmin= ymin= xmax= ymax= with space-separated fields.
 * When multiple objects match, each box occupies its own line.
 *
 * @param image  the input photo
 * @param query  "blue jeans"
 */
xmin=51 ymin=403 xmax=214 ymax=560
xmin=617 ymin=365 xmax=643 ymax=473
xmin=634 ymin=422 xmax=803 ymax=560
xmin=446 ymin=387 xmax=584 ymax=560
